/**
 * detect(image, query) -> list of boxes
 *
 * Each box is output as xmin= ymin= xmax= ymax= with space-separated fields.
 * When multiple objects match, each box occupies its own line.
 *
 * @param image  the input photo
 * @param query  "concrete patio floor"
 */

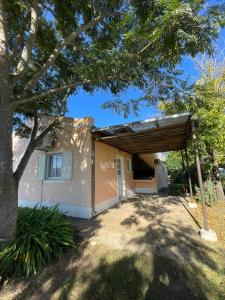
xmin=71 ymin=194 xmax=202 ymax=259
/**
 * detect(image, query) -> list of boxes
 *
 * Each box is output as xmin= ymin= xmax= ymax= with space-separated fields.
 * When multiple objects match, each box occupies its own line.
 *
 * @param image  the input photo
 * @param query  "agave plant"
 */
xmin=0 ymin=205 xmax=75 ymax=277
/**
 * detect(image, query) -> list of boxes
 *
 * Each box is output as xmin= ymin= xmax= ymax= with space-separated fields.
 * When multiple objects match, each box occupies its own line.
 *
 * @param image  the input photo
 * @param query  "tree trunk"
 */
xmin=0 ymin=105 xmax=18 ymax=248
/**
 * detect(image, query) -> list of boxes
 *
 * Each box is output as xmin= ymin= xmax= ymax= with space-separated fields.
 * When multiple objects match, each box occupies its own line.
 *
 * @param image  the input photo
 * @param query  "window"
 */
xmin=46 ymin=153 xmax=62 ymax=179
xmin=127 ymin=158 xmax=132 ymax=172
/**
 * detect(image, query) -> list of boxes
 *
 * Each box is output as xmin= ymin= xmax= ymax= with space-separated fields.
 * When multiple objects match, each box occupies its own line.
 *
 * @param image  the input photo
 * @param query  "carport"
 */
xmin=93 ymin=113 xmax=209 ymax=232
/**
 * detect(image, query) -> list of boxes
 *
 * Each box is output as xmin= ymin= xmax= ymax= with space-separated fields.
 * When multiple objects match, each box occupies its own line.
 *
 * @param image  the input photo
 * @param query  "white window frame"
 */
xmin=46 ymin=152 xmax=63 ymax=180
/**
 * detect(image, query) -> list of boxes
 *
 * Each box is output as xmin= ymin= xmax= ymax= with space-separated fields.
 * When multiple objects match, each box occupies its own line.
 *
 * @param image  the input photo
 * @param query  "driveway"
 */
xmin=72 ymin=194 xmax=202 ymax=259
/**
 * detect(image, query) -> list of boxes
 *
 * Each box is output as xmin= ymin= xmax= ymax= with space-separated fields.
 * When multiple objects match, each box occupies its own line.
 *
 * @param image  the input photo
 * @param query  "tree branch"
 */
xmin=11 ymin=30 xmax=24 ymax=58
xmin=12 ymin=76 xmax=115 ymax=108
xmin=30 ymin=110 xmax=39 ymax=139
xmin=13 ymin=116 xmax=60 ymax=181
xmin=35 ymin=118 xmax=61 ymax=144
xmin=14 ymin=0 xmax=39 ymax=78
xmin=13 ymin=81 xmax=87 ymax=107
xmin=24 ymin=13 xmax=107 ymax=92
xmin=13 ymin=111 xmax=38 ymax=181
xmin=0 ymin=0 xmax=8 ymax=56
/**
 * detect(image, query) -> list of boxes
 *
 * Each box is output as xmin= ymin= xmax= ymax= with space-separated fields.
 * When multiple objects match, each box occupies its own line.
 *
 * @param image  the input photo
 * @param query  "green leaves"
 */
xmin=160 ymin=52 xmax=225 ymax=182
xmin=0 ymin=205 xmax=75 ymax=277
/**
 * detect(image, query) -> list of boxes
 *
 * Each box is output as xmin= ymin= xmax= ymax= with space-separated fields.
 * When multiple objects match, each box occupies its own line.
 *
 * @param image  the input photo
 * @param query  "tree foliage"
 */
xmin=0 ymin=0 xmax=225 ymax=245
xmin=5 ymin=0 xmax=225 ymax=123
xmin=159 ymin=52 xmax=225 ymax=165
xmin=160 ymin=50 xmax=225 ymax=201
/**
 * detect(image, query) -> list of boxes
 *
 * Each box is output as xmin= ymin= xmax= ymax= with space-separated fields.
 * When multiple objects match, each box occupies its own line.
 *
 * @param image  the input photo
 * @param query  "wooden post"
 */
xmin=181 ymin=150 xmax=188 ymax=193
xmin=185 ymin=147 xmax=193 ymax=198
xmin=192 ymin=121 xmax=209 ymax=231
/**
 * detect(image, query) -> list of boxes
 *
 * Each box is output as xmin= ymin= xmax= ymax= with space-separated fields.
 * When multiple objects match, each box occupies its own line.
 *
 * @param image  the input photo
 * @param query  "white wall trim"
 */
xmin=94 ymin=195 xmax=119 ymax=215
xmin=135 ymin=188 xmax=158 ymax=194
xmin=19 ymin=199 xmax=92 ymax=219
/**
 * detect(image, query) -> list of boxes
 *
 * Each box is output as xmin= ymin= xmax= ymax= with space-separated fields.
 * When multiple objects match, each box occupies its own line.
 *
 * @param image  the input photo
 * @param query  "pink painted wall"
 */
xmin=14 ymin=117 xmax=93 ymax=208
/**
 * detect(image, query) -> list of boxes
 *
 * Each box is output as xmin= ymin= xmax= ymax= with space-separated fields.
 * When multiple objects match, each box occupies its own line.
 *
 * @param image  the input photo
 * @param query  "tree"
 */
xmin=0 ymin=0 xmax=224 ymax=246
xmin=159 ymin=51 xmax=225 ymax=200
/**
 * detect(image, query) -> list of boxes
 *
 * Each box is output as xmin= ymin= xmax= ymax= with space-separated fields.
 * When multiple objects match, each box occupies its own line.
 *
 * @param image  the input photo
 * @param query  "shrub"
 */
xmin=195 ymin=179 xmax=218 ymax=206
xmin=0 ymin=205 xmax=75 ymax=277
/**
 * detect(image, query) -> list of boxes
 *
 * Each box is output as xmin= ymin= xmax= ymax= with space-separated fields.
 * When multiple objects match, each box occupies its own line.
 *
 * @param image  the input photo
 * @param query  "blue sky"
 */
xmin=67 ymin=26 xmax=225 ymax=128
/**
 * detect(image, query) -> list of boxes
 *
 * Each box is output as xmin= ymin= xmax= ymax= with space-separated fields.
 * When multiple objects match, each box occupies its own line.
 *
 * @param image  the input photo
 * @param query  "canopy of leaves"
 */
xmin=6 ymin=0 xmax=225 ymax=132
xmin=159 ymin=53 xmax=225 ymax=165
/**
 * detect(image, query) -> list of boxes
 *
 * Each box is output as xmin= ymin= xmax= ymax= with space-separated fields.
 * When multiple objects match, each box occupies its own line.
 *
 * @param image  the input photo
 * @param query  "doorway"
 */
xmin=116 ymin=156 xmax=125 ymax=199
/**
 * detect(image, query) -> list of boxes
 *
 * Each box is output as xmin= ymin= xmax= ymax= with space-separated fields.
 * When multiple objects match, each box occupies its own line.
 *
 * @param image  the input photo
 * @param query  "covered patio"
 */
xmin=93 ymin=113 xmax=211 ymax=237
xmin=92 ymin=113 xmax=192 ymax=154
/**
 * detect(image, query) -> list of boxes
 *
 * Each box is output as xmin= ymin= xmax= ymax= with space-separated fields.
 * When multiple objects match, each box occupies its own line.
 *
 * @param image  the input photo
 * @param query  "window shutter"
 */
xmin=38 ymin=154 xmax=46 ymax=180
xmin=62 ymin=151 xmax=73 ymax=180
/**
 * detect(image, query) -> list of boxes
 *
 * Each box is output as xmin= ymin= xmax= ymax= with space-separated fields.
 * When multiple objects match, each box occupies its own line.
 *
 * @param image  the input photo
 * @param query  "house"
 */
xmin=13 ymin=115 xmax=177 ymax=219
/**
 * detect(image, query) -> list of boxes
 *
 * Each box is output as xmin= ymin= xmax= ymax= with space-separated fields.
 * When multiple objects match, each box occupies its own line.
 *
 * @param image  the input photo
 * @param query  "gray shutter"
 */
xmin=62 ymin=151 xmax=73 ymax=180
xmin=38 ymin=154 xmax=46 ymax=180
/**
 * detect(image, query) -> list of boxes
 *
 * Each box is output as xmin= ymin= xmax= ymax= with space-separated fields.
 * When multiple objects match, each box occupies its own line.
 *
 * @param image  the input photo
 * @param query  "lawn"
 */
xmin=0 ymin=240 xmax=225 ymax=300
xmin=1 ymin=197 xmax=225 ymax=300
xmin=191 ymin=201 xmax=225 ymax=248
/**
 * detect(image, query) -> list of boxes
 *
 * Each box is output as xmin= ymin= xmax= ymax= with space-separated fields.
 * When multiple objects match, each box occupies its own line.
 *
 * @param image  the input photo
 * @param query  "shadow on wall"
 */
xmin=19 ymin=119 xmax=92 ymax=207
xmin=5 ymin=195 xmax=224 ymax=300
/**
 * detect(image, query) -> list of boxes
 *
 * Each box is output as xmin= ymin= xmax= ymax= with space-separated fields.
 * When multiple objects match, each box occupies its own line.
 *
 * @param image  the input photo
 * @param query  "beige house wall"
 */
xmin=94 ymin=141 xmax=134 ymax=214
xmin=14 ymin=117 xmax=93 ymax=218
xmin=134 ymin=178 xmax=157 ymax=189
xmin=14 ymin=116 xmax=168 ymax=219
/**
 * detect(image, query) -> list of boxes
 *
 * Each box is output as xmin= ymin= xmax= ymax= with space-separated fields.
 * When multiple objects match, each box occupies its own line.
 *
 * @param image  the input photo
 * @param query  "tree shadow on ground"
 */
xmin=76 ymin=252 xmax=207 ymax=300
xmin=74 ymin=223 xmax=221 ymax=300
xmin=1 ymin=195 xmax=224 ymax=300
xmin=59 ymin=195 xmax=223 ymax=300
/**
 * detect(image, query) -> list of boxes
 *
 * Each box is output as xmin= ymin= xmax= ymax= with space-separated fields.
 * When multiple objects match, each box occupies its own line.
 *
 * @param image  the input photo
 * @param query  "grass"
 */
xmin=191 ymin=200 xmax=225 ymax=248
xmin=1 ymin=198 xmax=225 ymax=300
xmin=0 ymin=242 xmax=224 ymax=300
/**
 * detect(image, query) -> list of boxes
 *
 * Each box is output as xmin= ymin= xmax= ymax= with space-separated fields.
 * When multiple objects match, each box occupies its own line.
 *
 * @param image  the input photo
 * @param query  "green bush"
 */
xmin=195 ymin=179 xmax=218 ymax=206
xmin=0 ymin=205 xmax=75 ymax=277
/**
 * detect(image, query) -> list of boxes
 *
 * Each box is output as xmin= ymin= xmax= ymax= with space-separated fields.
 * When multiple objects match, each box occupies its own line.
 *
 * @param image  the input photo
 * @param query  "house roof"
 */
xmin=92 ymin=113 xmax=192 ymax=154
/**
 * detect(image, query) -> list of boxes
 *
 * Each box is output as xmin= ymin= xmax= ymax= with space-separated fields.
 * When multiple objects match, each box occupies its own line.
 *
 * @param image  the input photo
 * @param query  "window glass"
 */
xmin=127 ymin=158 xmax=132 ymax=172
xmin=48 ymin=154 xmax=62 ymax=178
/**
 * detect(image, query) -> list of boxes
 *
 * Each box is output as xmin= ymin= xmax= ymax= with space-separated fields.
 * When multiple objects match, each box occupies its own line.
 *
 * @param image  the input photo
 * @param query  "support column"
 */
xmin=185 ymin=147 xmax=193 ymax=198
xmin=192 ymin=121 xmax=209 ymax=231
xmin=180 ymin=150 xmax=188 ymax=193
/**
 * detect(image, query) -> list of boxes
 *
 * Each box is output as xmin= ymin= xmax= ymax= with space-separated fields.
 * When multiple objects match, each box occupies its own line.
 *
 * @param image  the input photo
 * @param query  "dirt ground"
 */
xmin=1 ymin=194 xmax=224 ymax=300
xmin=71 ymin=194 xmax=200 ymax=256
